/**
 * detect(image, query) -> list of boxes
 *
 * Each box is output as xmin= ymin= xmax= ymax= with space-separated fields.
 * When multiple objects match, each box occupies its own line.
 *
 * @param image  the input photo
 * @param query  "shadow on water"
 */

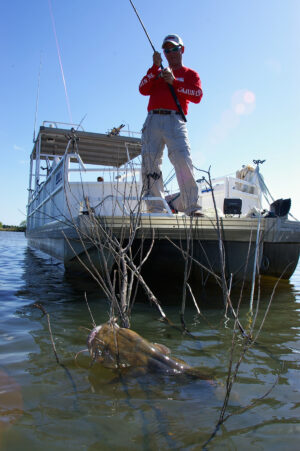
xmin=15 ymin=246 xmax=227 ymax=322
xmin=16 ymin=243 xmax=300 ymax=312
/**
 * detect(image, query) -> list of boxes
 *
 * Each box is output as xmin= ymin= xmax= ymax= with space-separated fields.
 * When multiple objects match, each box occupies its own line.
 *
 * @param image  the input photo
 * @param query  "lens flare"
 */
xmin=232 ymin=89 xmax=256 ymax=115
xmin=244 ymin=91 xmax=255 ymax=104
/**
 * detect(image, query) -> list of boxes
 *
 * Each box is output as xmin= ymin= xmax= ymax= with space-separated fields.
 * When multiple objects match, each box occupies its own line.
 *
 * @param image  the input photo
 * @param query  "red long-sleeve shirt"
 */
xmin=139 ymin=64 xmax=203 ymax=115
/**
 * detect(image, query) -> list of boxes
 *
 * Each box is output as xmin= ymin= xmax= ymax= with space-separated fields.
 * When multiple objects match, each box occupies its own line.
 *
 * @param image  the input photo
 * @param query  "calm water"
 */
xmin=0 ymin=231 xmax=299 ymax=450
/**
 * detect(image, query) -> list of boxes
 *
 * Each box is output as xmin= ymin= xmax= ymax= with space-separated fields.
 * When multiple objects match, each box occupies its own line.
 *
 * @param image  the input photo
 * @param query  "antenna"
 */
xmin=33 ymin=53 xmax=42 ymax=143
xmin=48 ymin=0 xmax=73 ymax=124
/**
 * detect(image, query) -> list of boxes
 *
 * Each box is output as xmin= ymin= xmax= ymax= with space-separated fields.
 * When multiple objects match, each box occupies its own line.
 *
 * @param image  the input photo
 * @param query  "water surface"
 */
xmin=0 ymin=231 xmax=299 ymax=449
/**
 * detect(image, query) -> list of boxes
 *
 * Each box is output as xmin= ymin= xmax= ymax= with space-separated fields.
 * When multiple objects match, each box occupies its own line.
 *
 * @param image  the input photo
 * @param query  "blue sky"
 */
xmin=0 ymin=0 xmax=299 ymax=224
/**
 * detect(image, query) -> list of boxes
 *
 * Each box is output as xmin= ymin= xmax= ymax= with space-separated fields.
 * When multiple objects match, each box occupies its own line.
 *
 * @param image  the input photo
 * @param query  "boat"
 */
xmin=26 ymin=121 xmax=300 ymax=287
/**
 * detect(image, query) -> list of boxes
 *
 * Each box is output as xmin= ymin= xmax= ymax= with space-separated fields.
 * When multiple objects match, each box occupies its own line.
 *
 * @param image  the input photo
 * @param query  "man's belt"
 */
xmin=150 ymin=109 xmax=181 ymax=115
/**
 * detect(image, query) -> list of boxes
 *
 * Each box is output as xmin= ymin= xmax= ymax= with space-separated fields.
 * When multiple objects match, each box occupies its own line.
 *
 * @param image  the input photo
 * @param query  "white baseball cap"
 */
xmin=162 ymin=34 xmax=184 ymax=48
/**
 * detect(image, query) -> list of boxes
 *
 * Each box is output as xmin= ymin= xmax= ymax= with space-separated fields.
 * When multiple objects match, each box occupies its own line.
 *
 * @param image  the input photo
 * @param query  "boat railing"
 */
xmin=27 ymin=157 xmax=66 ymax=230
xmin=42 ymin=120 xmax=85 ymax=131
xmin=65 ymin=153 xmax=175 ymax=217
xmin=65 ymin=152 xmax=142 ymax=217
xmin=82 ymin=195 xmax=173 ymax=217
xmin=67 ymin=166 xmax=142 ymax=182
xmin=27 ymin=149 xmax=146 ymax=229
xmin=67 ymin=182 xmax=174 ymax=218
xmin=29 ymin=148 xmax=265 ymax=228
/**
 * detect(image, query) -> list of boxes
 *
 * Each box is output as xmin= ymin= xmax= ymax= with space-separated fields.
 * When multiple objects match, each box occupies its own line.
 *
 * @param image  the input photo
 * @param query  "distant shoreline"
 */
xmin=0 ymin=227 xmax=26 ymax=232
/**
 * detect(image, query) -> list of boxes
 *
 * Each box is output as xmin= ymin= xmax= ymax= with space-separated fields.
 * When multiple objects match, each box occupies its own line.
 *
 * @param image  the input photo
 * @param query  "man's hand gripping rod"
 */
xmin=129 ymin=0 xmax=187 ymax=122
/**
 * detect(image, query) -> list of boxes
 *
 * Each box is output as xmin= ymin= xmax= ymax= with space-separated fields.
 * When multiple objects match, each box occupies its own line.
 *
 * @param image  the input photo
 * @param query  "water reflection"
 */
xmin=17 ymin=247 xmax=99 ymax=303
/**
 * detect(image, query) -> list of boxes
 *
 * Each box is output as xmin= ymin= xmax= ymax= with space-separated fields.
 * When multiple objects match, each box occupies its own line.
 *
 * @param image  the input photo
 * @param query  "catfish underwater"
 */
xmin=87 ymin=321 xmax=213 ymax=381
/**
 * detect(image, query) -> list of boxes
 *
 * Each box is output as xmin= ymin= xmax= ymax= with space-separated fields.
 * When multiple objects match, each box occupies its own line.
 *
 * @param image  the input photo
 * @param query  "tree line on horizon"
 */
xmin=0 ymin=220 xmax=26 ymax=231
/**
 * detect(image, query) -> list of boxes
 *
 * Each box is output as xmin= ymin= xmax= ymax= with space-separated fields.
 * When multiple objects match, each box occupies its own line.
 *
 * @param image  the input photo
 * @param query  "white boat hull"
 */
xmin=26 ymin=215 xmax=300 ymax=284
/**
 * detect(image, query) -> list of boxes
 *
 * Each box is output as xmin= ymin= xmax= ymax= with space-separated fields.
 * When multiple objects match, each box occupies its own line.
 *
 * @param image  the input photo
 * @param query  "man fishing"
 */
xmin=139 ymin=34 xmax=203 ymax=216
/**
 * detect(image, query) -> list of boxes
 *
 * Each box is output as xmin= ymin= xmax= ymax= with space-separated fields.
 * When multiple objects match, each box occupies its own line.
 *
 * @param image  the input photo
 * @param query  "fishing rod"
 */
xmin=128 ymin=0 xmax=187 ymax=122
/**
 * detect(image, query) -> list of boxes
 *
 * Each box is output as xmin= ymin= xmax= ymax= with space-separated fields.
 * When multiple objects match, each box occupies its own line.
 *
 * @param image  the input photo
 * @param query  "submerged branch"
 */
xmin=203 ymin=264 xmax=291 ymax=448
xmin=32 ymin=303 xmax=60 ymax=364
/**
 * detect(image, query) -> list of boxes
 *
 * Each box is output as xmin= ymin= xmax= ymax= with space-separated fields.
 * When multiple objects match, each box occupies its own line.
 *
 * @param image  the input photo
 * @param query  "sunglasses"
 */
xmin=164 ymin=45 xmax=182 ymax=54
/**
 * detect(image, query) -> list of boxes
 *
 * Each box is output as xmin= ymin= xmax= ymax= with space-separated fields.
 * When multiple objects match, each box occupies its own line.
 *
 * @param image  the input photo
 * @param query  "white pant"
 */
xmin=141 ymin=112 xmax=201 ymax=214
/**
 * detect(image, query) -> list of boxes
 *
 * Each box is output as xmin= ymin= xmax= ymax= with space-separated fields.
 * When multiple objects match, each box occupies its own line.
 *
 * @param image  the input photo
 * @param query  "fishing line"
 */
xmin=33 ymin=53 xmax=42 ymax=143
xmin=48 ymin=0 xmax=73 ymax=124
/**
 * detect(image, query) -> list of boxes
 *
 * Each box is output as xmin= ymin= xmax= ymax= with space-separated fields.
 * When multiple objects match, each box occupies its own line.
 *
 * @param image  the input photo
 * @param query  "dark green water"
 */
xmin=0 ymin=231 xmax=299 ymax=450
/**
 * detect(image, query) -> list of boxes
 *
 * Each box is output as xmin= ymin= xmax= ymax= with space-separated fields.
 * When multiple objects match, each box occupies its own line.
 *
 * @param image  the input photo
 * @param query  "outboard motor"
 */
xmin=269 ymin=198 xmax=291 ymax=217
